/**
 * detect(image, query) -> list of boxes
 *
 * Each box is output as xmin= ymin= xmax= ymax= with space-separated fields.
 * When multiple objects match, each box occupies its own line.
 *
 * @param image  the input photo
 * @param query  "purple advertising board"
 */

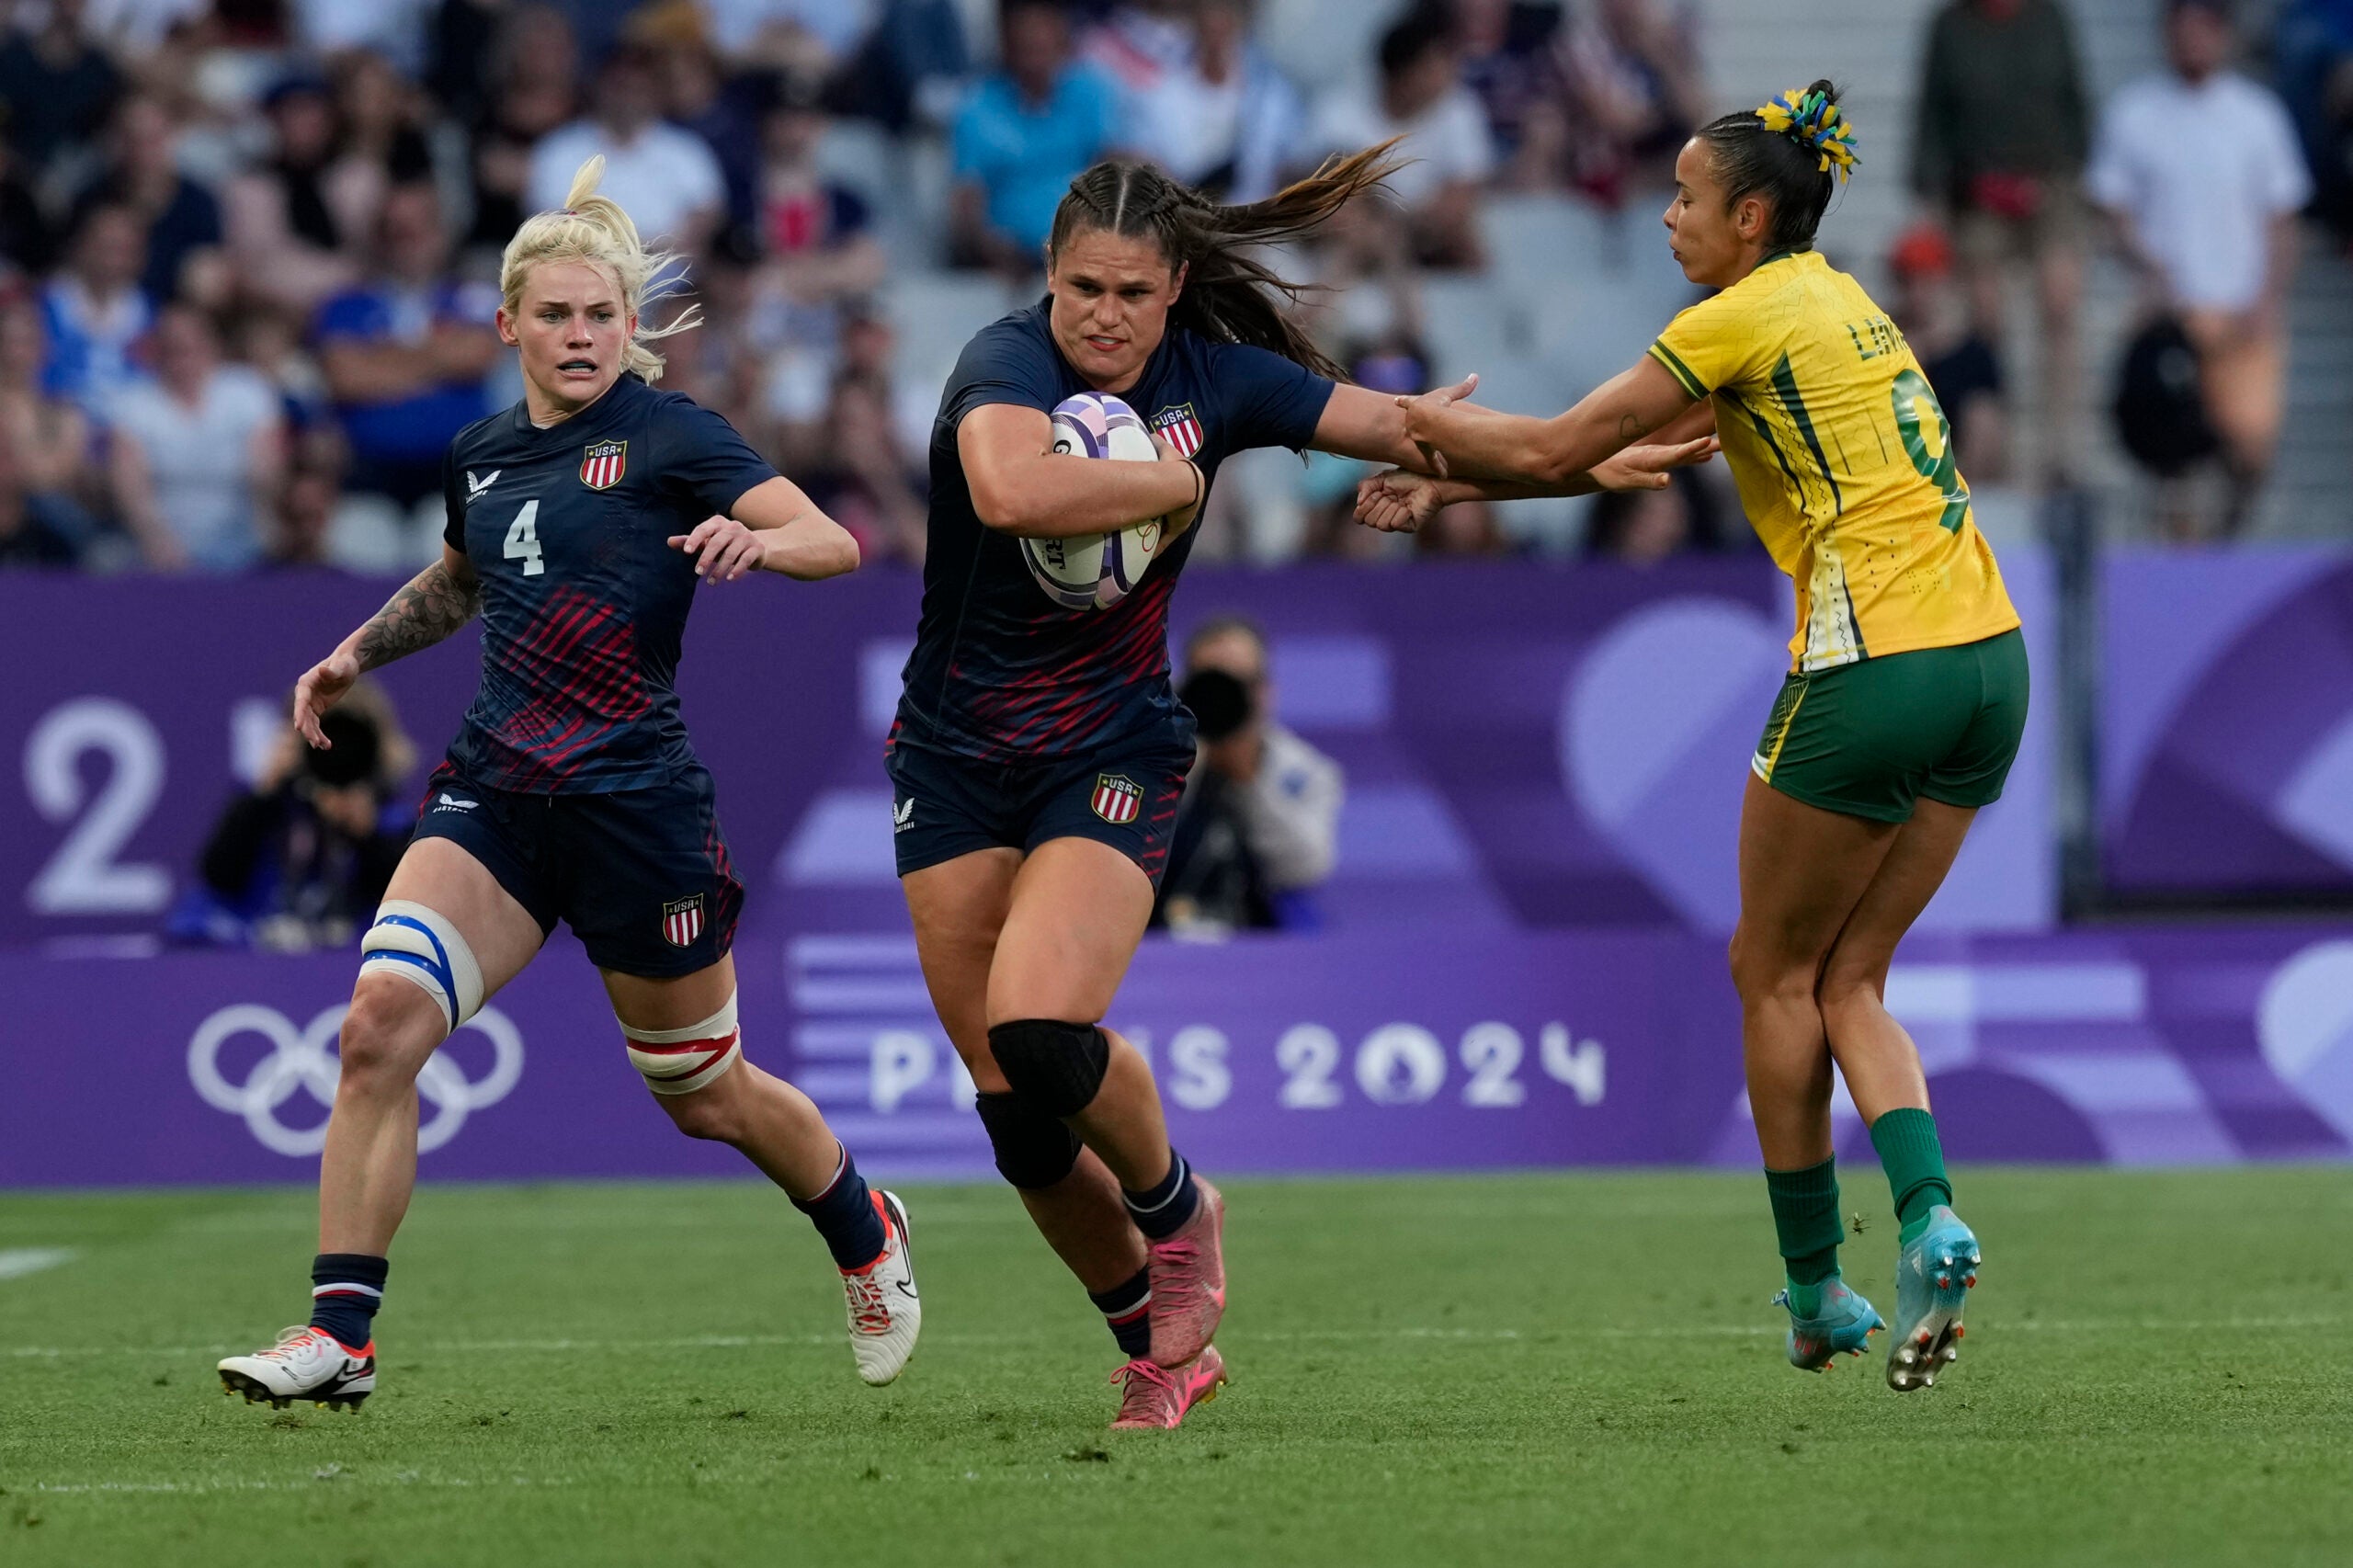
xmin=5 ymin=922 xmax=2348 ymax=1187
xmin=40 ymin=551 xmax=2353 ymax=1187
xmin=2101 ymin=547 xmax=2353 ymax=898
xmin=0 ymin=557 xmax=2054 ymax=957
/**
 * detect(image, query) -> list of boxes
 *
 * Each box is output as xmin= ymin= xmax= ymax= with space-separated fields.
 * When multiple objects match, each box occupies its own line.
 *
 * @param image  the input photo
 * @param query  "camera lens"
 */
xmin=1180 ymin=668 xmax=1253 ymax=741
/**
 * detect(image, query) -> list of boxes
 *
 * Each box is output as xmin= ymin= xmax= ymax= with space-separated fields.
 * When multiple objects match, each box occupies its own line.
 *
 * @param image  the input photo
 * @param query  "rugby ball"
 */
xmin=1020 ymin=392 xmax=1166 ymax=610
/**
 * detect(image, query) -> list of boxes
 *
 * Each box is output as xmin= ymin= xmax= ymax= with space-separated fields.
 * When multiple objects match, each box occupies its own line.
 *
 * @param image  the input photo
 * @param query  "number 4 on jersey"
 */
xmin=504 ymin=498 xmax=544 ymax=576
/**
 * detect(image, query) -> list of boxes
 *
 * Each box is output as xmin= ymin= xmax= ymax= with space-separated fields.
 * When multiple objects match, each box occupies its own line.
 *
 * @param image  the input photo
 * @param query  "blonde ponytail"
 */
xmin=500 ymin=156 xmax=699 ymax=383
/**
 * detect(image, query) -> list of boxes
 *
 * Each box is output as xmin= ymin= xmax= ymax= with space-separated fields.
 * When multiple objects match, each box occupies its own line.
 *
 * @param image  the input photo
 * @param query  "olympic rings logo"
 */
xmin=187 ymin=1004 xmax=525 ymax=1157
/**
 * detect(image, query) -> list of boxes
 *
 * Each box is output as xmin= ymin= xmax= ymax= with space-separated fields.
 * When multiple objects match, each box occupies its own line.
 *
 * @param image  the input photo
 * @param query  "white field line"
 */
xmin=1610 ymin=1315 xmax=2347 ymax=1338
xmin=0 ymin=1247 xmax=76 ymax=1280
xmin=6 ymin=1315 xmax=2346 ymax=1361
xmin=153 ymin=1208 xmax=1052 ymax=1238
xmin=25 ymin=1470 xmax=1036 ymax=1495
xmin=28 ymin=1476 xmax=591 ymax=1495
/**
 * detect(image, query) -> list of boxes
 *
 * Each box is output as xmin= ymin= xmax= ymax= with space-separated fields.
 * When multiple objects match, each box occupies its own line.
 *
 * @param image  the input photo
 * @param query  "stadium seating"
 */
xmin=1258 ymin=0 xmax=1419 ymax=94
xmin=879 ymin=271 xmax=1021 ymax=412
xmin=801 ymin=0 xmax=2353 ymax=554
xmin=1706 ymin=0 xmax=2353 ymax=540
xmin=1417 ymin=274 xmax=1518 ymax=388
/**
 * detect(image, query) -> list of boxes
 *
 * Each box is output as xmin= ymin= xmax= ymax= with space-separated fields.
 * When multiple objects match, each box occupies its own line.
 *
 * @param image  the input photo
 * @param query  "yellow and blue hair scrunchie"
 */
xmin=1755 ymin=86 xmax=1859 ymax=182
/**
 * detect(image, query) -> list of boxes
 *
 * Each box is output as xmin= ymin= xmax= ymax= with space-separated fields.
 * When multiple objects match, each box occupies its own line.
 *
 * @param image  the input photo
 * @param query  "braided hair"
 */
xmin=1044 ymin=142 xmax=1405 ymax=382
xmin=1692 ymin=79 xmax=1859 ymax=255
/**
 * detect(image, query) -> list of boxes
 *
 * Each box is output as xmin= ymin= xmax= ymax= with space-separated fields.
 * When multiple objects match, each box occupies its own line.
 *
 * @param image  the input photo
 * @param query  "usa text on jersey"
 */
xmin=580 ymin=439 xmax=628 ymax=491
xmin=1150 ymin=403 xmax=1203 ymax=458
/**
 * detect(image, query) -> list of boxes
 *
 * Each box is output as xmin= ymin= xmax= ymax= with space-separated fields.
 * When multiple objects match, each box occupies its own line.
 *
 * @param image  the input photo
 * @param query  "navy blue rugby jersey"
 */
xmin=897 ymin=299 xmax=1336 ymax=762
xmin=438 ymin=372 xmax=778 ymax=792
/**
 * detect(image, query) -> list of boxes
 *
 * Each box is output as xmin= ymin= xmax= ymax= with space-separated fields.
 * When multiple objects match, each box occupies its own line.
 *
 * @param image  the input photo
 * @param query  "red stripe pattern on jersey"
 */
xmin=477 ymin=584 xmax=651 ymax=788
xmin=1139 ymin=759 xmax=1185 ymax=880
xmin=704 ymin=819 xmax=744 ymax=949
xmin=961 ymin=574 xmax=1177 ymax=762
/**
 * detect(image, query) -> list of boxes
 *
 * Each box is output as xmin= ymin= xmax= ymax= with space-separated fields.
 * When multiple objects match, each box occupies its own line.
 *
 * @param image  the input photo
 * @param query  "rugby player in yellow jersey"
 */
xmin=1360 ymin=81 xmax=2018 ymax=1392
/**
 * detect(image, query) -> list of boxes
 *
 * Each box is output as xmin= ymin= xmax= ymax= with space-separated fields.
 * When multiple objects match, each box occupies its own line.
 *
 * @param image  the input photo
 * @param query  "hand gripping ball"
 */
xmin=1019 ymin=392 xmax=1167 ymax=610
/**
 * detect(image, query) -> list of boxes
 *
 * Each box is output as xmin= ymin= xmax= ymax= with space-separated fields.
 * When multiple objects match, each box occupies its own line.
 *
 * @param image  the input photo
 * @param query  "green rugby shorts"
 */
xmin=1751 ymin=629 xmax=2029 ymax=824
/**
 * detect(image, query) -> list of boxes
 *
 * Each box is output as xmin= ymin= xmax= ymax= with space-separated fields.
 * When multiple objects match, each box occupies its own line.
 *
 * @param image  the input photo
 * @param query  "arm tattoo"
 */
xmin=353 ymin=561 xmax=481 ymax=672
xmin=1617 ymin=412 xmax=1652 ymax=443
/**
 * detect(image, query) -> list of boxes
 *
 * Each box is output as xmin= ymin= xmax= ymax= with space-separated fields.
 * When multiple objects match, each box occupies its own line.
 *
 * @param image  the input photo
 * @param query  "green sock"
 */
xmin=1870 ymin=1108 xmax=1953 ymax=1242
xmin=1764 ymin=1158 xmax=1842 ymax=1315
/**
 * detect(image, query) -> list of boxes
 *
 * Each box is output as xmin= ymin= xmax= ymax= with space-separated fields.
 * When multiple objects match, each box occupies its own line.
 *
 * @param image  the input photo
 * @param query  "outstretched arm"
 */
xmin=294 ymin=547 xmax=481 ymax=746
xmin=1304 ymin=380 xmax=1477 ymax=467
xmin=1398 ymin=355 xmax=1702 ymax=487
xmin=669 ymin=474 xmax=862 ymax=584
xmin=1355 ymin=432 xmax=1719 ymax=533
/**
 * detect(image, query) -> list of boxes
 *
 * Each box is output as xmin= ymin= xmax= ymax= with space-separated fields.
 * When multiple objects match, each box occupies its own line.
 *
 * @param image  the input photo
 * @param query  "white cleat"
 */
xmin=842 ymin=1191 xmax=920 ymax=1386
xmin=217 ymin=1326 xmax=375 ymax=1412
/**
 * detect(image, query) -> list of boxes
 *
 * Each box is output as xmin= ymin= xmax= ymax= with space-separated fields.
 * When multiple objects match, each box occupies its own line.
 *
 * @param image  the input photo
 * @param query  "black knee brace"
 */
xmin=987 ymin=1018 xmax=1110 ymax=1119
xmin=974 ymin=1090 xmax=1083 ymax=1189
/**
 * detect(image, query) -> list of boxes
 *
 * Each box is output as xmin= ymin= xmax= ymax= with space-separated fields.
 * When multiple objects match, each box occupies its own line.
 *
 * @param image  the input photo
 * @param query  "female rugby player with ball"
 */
xmin=893 ymin=146 xmax=1713 ymax=1429
xmin=1362 ymin=84 xmax=2020 ymax=1392
xmin=218 ymin=159 xmax=923 ymax=1412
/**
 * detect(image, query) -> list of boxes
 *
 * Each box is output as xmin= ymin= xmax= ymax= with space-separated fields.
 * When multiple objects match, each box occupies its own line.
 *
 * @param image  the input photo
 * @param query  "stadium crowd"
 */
xmin=0 ymin=0 xmax=2339 ymax=574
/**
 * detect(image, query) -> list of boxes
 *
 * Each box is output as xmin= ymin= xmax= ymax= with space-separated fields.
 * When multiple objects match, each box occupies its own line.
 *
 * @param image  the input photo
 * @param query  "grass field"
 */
xmin=2 ymin=1169 xmax=2348 ymax=1567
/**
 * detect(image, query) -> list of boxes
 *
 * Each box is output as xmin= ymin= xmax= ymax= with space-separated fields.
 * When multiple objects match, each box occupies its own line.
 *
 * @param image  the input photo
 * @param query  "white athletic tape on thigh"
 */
xmin=620 ymin=990 xmax=742 ymax=1096
xmin=358 ymin=900 xmax=485 ymax=1038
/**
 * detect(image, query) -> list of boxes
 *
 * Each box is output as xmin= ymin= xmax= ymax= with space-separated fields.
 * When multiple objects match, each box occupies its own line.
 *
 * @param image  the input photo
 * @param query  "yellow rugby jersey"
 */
xmin=1647 ymin=249 xmax=2018 ymax=672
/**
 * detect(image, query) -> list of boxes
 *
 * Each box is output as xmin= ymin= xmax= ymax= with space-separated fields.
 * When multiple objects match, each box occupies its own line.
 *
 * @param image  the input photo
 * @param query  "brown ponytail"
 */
xmin=1045 ymin=141 xmax=1406 ymax=382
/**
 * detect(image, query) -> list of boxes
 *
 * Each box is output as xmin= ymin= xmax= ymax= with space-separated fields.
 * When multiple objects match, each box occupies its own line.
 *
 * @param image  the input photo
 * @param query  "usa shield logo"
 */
xmin=661 ymin=894 xmax=704 ymax=948
xmin=1151 ymin=403 xmax=1204 ymax=459
xmin=580 ymin=438 xmax=628 ymax=491
xmin=1090 ymin=774 xmax=1143 ymax=825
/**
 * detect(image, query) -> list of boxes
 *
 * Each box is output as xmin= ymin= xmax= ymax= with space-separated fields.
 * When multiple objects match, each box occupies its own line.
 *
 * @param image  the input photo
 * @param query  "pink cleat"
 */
xmin=1145 ymin=1177 xmax=1225 ymax=1368
xmin=1109 ymin=1345 xmax=1228 ymax=1430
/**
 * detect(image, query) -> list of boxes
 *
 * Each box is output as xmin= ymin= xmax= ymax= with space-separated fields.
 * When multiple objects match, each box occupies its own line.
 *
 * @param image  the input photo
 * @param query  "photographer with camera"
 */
xmin=1158 ymin=616 xmax=1346 ymax=934
xmin=174 ymin=685 xmax=413 ymax=951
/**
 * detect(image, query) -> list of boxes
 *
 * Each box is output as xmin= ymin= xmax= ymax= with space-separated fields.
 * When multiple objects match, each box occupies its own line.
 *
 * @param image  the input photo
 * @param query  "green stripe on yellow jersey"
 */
xmin=1650 ymin=250 xmax=2018 ymax=672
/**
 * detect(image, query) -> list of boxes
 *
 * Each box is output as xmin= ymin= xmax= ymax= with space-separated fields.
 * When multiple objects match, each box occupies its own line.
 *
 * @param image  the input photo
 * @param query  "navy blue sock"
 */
xmin=790 ymin=1144 xmax=888 ymax=1270
xmin=1122 ymin=1150 xmax=1200 ymax=1241
xmin=309 ymin=1253 xmax=388 ymax=1350
xmin=1089 ymin=1267 xmax=1153 ymax=1358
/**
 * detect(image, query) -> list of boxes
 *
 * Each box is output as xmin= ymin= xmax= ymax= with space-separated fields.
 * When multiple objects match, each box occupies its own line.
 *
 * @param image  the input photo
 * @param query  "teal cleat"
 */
xmin=1886 ymin=1204 xmax=1979 ymax=1392
xmin=1773 ymin=1277 xmax=1884 ymax=1372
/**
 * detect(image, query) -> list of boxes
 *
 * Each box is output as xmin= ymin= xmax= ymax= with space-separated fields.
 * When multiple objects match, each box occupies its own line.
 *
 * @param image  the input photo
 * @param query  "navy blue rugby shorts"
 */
xmin=409 ymin=759 xmax=744 ymax=978
xmin=885 ymin=733 xmax=1196 ymax=885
